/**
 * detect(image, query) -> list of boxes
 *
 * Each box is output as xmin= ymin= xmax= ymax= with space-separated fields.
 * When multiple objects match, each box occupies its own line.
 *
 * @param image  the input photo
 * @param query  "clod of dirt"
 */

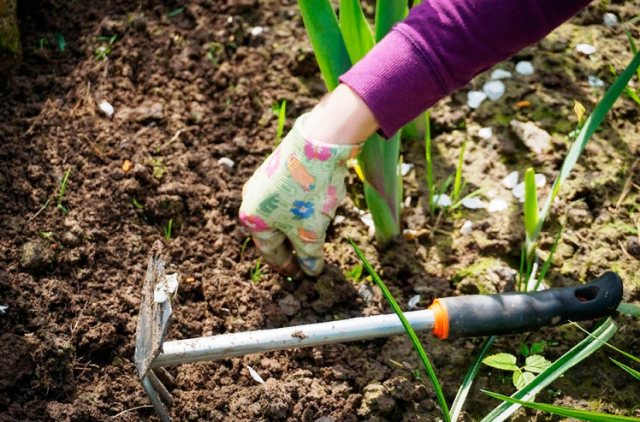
xmin=567 ymin=201 xmax=594 ymax=228
xmin=117 ymin=101 xmax=164 ymax=122
xmin=358 ymin=382 xmax=396 ymax=417
xmin=0 ymin=333 xmax=34 ymax=390
xmin=20 ymin=239 xmax=54 ymax=273
xmin=626 ymin=236 xmax=640 ymax=259
xmin=509 ymin=119 xmax=552 ymax=154
xmin=278 ymin=294 xmax=300 ymax=316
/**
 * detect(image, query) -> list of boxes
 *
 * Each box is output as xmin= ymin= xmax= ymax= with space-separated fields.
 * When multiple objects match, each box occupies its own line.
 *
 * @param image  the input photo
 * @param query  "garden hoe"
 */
xmin=135 ymin=242 xmax=623 ymax=422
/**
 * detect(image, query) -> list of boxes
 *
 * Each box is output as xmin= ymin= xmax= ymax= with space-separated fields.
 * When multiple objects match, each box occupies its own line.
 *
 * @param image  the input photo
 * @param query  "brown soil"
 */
xmin=1 ymin=1 xmax=639 ymax=421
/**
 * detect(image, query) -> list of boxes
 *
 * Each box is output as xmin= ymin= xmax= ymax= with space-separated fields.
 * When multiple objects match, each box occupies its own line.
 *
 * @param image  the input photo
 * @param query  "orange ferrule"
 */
xmin=429 ymin=299 xmax=450 ymax=340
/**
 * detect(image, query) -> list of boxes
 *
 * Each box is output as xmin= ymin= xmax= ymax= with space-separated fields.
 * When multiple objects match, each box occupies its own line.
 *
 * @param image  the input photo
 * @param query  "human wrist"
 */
xmin=303 ymin=84 xmax=379 ymax=145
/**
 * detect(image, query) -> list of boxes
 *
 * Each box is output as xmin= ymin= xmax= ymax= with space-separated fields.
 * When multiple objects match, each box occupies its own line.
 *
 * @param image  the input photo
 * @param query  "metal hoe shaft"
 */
xmin=154 ymin=309 xmax=436 ymax=367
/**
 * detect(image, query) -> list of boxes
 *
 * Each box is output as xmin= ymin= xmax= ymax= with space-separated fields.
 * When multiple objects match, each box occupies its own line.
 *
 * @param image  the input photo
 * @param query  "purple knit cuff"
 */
xmin=339 ymin=26 xmax=446 ymax=138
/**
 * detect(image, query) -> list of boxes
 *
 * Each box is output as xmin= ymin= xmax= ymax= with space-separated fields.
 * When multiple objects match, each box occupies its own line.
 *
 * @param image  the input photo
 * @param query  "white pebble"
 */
xmin=490 ymin=69 xmax=512 ymax=80
xmin=165 ymin=273 xmax=179 ymax=294
xmin=98 ymin=100 xmax=114 ymax=118
xmin=460 ymin=220 xmax=473 ymax=235
xmin=588 ymin=75 xmax=605 ymax=89
xmin=603 ymin=13 xmax=618 ymax=27
xmin=487 ymin=198 xmax=509 ymax=213
xmin=408 ymin=294 xmax=421 ymax=310
xmin=247 ymin=366 xmax=265 ymax=384
xmin=153 ymin=284 xmax=169 ymax=303
xmin=483 ymin=80 xmax=506 ymax=101
xmin=250 ymin=26 xmax=264 ymax=36
xmin=400 ymin=163 xmax=414 ymax=176
xmin=512 ymin=182 xmax=525 ymax=200
xmin=478 ymin=127 xmax=493 ymax=139
xmin=515 ymin=61 xmax=535 ymax=76
xmin=461 ymin=197 xmax=486 ymax=209
xmin=404 ymin=196 xmax=412 ymax=208
xmin=0 ymin=305 xmax=7 ymax=314
xmin=576 ymin=43 xmax=596 ymax=55
xmin=502 ymin=171 xmax=519 ymax=189
xmin=534 ymin=173 xmax=547 ymax=188
xmin=218 ymin=157 xmax=235 ymax=169
xmin=467 ymin=91 xmax=487 ymax=109
xmin=434 ymin=193 xmax=452 ymax=207
xmin=333 ymin=215 xmax=345 ymax=225
xmin=360 ymin=212 xmax=374 ymax=228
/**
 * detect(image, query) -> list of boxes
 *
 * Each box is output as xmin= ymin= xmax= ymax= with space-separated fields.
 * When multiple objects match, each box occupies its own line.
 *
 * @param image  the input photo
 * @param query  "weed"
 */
xmin=56 ymin=169 xmax=71 ymax=214
xmin=251 ymin=258 xmax=262 ymax=284
xmin=39 ymin=231 xmax=55 ymax=240
xmin=240 ymin=237 xmax=251 ymax=259
xmin=95 ymin=35 xmax=117 ymax=61
xmin=344 ymin=263 xmax=363 ymax=282
xmin=482 ymin=352 xmax=552 ymax=390
xmin=54 ymin=31 xmax=66 ymax=52
xmin=131 ymin=198 xmax=144 ymax=209
xmin=163 ymin=219 xmax=173 ymax=240
xmin=166 ymin=7 xmax=184 ymax=18
xmin=424 ymin=111 xmax=435 ymax=214
xmin=273 ymin=100 xmax=287 ymax=145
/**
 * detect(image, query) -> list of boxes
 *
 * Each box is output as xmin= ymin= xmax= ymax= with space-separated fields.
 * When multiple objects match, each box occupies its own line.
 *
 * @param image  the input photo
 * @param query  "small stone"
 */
xmin=626 ymin=236 xmax=640 ymax=259
xmin=433 ymin=193 xmax=452 ymax=207
xmin=478 ymin=127 xmax=493 ymax=139
xmin=98 ymin=100 xmax=114 ymax=118
xmin=250 ymin=26 xmax=264 ymax=36
xmin=487 ymin=198 xmax=509 ymax=213
xmin=20 ymin=240 xmax=55 ymax=273
xmin=60 ymin=232 xmax=81 ymax=247
xmin=603 ymin=13 xmax=618 ymax=27
xmin=278 ymin=294 xmax=301 ymax=316
xmin=467 ymin=91 xmax=487 ymax=109
xmin=247 ymin=366 xmax=265 ymax=384
xmin=510 ymin=120 xmax=552 ymax=155
xmin=502 ymin=171 xmax=519 ymax=189
xmin=360 ymin=213 xmax=374 ymax=229
xmin=461 ymin=197 xmax=486 ymax=209
xmin=217 ymin=157 xmax=235 ymax=169
xmin=0 ymin=305 xmax=7 ymax=314
xmin=512 ymin=182 xmax=525 ymax=200
xmin=333 ymin=215 xmax=345 ymax=225
xmin=483 ymin=80 xmax=506 ymax=101
xmin=534 ymin=173 xmax=547 ymax=188
xmin=576 ymin=43 xmax=596 ymax=55
xmin=588 ymin=75 xmax=605 ymax=89
xmin=515 ymin=61 xmax=535 ymax=76
xmin=358 ymin=284 xmax=374 ymax=304
xmin=122 ymin=159 xmax=133 ymax=173
xmin=460 ymin=220 xmax=473 ymax=235
xmin=490 ymin=69 xmax=512 ymax=80
xmin=400 ymin=163 xmax=413 ymax=176
xmin=407 ymin=294 xmax=421 ymax=310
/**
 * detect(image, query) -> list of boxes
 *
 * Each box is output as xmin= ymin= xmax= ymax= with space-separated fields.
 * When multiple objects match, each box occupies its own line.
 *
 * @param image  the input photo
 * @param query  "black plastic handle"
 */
xmin=436 ymin=272 xmax=623 ymax=339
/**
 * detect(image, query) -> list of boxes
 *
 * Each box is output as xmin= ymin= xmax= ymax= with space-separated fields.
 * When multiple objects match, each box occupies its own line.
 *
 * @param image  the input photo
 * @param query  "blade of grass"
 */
xmin=450 ymin=336 xmax=496 ymax=421
xmin=338 ymin=0 xmax=374 ymax=63
xmin=617 ymin=302 xmax=640 ymax=317
xmin=373 ymin=0 xmax=407 ymax=42
xmin=274 ymin=100 xmax=287 ymax=145
xmin=424 ymin=111 xmax=434 ymax=215
xmin=535 ymin=51 xmax=640 ymax=240
xmin=349 ymin=239 xmax=451 ymax=421
xmin=451 ymin=139 xmax=467 ymax=203
xmin=483 ymin=391 xmax=639 ymax=421
xmin=481 ymin=318 xmax=617 ymax=422
xmin=570 ymin=322 xmax=640 ymax=364
xmin=610 ymin=358 xmax=640 ymax=380
xmin=532 ymin=224 xmax=564 ymax=292
xmin=298 ymin=0 xmax=351 ymax=90
xmin=523 ymin=168 xmax=539 ymax=245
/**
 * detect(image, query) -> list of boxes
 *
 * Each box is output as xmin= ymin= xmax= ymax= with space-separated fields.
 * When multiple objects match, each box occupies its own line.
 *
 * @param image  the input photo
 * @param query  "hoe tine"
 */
xmin=141 ymin=376 xmax=171 ymax=422
xmin=149 ymin=370 xmax=174 ymax=405
xmin=155 ymin=367 xmax=176 ymax=388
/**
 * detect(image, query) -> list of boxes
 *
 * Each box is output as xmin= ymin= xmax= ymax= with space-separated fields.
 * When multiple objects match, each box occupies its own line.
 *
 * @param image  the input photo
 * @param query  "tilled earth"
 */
xmin=1 ymin=0 xmax=639 ymax=421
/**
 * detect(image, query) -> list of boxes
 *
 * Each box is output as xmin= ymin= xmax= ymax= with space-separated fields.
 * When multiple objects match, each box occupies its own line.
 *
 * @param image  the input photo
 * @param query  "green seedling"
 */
xmin=95 ymin=35 xmax=117 ymax=61
xmin=482 ymin=352 xmax=552 ymax=390
xmin=344 ymin=263 xmax=363 ymax=282
xmin=519 ymin=341 xmax=546 ymax=358
xmin=350 ymin=239 xmax=451 ymax=421
xmin=451 ymin=139 xmax=467 ymax=204
xmin=251 ymin=258 xmax=262 ymax=284
xmin=56 ymin=169 xmax=71 ymax=214
xmin=299 ymin=0 xmax=406 ymax=245
xmin=131 ymin=197 xmax=144 ymax=209
xmin=166 ymin=7 xmax=184 ymax=17
xmin=273 ymin=100 xmax=287 ymax=145
xmin=54 ymin=31 xmax=66 ymax=52
xmin=609 ymin=31 xmax=640 ymax=106
xmin=163 ymin=219 xmax=173 ymax=240
xmin=206 ymin=42 xmax=223 ymax=67
xmin=240 ymin=237 xmax=251 ymax=259
xmin=39 ymin=231 xmax=54 ymax=240
xmin=617 ymin=302 xmax=640 ymax=317
xmin=37 ymin=37 xmax=50 ymax=50
xmin=424 ymin=111 xmax=435 ymax=215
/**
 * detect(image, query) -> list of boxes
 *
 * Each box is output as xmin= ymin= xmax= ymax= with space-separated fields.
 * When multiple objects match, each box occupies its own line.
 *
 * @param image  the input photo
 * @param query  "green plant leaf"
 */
xmin=535 ymin=51 xmax=640 ymax=240
xmin=571 ymin=322 xmax=640 ymax=364
xmin=513 ymin=370 xmax=535 ymax=390
xmin=345 ymin=263 xmax=363 ymax=282
xmin=298 ymin=0 xmax=351 ymax=90
xmin=483 ymin=390 xmax=639 ymax=421
xmin=338 ymin=0 xmax=374 ymax=63
xmin=523 ymin=355 xmax=552 ymax=374
xmin=452 ymin=139 xmax=467 ymax=202
xmin=450 ymin=336 xmax=496 ymax=422
xmin=349 ymin=239 xmax=451 ymax=421
xmin=523 ymin=167 xmax=538 ymax=244
xmin=481 ymin=318 xmax=617 ymax=422
xmin=423 ymin=111 xmax=435 ymax=215
xmin=519 ymin=343 xmax=530 ymax=358
xmin=610 ymin=358 xmax=640 ymax=380
xmin=373 ymin=0 xmax=407 ymax=42
xmin=617 ymin=302 xmax=640 ymax=317
xmin=530 ymin=341 xmax=546 ymax=355
xmin=482 ymin=353 xmax=519 ymax=371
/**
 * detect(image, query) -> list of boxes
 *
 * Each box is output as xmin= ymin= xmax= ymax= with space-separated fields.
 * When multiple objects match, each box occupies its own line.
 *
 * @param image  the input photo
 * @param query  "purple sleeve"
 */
xmin=339 ymin=0 xmax=591 ymax=138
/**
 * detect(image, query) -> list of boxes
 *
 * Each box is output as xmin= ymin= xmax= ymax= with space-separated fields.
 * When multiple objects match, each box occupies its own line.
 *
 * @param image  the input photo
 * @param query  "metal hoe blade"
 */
xmin=134 ymin=241 xmax=176 ymax=422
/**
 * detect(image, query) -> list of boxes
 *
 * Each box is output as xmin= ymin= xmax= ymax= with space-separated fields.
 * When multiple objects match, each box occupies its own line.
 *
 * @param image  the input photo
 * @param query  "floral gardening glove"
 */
xmin=239 ymin=113 xmax=361 ymax=276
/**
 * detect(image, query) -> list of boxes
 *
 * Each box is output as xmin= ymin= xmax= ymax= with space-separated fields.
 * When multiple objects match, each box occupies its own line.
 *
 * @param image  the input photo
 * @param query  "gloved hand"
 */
xmin=239 ymin=113 xmax=361 ymax=276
